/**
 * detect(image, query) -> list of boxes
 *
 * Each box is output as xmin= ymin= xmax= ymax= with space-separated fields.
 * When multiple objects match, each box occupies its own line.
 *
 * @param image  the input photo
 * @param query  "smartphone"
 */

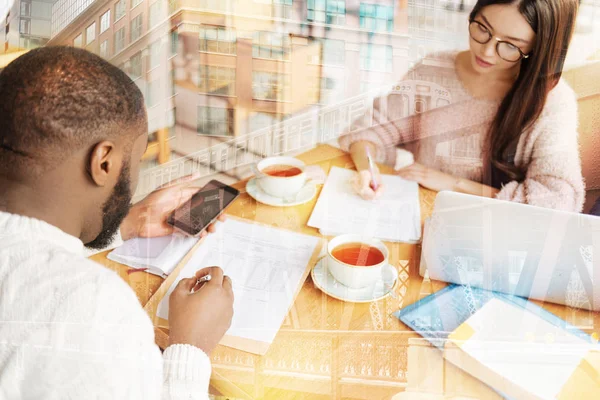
xmin=167 ymin=179 xmax=240 ymax=237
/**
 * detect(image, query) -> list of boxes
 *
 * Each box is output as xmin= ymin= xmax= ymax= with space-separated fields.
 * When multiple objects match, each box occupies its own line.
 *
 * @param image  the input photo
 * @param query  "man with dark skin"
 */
xmin=0 ymin=46 xmax=232 ymax=398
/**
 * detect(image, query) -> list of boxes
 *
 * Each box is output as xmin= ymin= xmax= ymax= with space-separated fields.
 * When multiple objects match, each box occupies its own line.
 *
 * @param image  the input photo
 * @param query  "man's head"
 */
xmin=0 ymin=46 xmax=148 ymax=249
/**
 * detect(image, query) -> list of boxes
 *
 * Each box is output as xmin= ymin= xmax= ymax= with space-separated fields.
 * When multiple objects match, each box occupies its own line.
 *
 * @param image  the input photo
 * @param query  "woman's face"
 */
xmin=469 ymin=4 xmax=536 ymax=75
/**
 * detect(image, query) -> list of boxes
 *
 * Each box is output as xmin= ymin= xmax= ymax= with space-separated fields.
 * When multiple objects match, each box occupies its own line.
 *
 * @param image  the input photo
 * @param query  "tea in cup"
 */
xmin=252 ymin=156 xmax=309 ymax=198
xmin=326 ymin=234 xmax=389 ymax=289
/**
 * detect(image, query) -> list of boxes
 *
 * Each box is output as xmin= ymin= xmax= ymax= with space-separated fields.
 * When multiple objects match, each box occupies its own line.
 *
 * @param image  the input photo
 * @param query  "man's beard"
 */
xmin=85 ymin=162 xmax=133 ymax=250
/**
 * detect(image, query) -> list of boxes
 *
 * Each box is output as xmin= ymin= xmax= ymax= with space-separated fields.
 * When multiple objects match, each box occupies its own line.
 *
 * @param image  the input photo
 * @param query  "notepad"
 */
xmin=445 ymin=298 xmax=600 ymax=400
xmin=396 ymin=285 xmax=600 ymax=400
xmin=108 ymin=234 xmax=198 ymax=277
xmin=307 ymin=166 xmax=421 ymax=242
xmin=152 ymin=219 xmax=322 ymax=347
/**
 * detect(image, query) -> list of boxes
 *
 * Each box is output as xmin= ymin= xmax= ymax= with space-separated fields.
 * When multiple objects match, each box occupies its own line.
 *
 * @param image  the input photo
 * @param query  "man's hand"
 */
xmin=168 ymin=267 xmax=234 ymax=355
xmin=120 ymin=174 xmax=226 ymax=240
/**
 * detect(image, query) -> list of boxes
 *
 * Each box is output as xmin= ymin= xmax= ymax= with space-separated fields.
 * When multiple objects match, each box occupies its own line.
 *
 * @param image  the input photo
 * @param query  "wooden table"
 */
xmin=91 ymin=144 xmax=599 ymax=400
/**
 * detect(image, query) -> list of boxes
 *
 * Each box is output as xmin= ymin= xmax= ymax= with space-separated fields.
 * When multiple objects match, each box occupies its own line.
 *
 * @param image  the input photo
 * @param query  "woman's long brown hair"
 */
xmin=470 ymin=0 xmax=578 ymax=183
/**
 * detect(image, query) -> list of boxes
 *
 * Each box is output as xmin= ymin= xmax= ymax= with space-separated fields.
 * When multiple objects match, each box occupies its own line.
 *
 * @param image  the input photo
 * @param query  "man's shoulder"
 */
xmin=29 ymin=247 xmax=146 ymax=323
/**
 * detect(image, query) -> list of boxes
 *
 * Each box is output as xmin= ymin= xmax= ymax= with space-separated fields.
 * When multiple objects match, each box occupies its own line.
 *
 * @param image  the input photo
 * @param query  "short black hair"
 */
xmin=0 ymin=46 xmax=147 ymax=177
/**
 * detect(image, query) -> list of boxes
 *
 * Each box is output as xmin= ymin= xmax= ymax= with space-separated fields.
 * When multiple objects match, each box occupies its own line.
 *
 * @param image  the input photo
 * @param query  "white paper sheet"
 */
xmin=156 ymin=219 xmax=320 ymax=344
xmin=307 ymin=166 xmax=421 ymax=242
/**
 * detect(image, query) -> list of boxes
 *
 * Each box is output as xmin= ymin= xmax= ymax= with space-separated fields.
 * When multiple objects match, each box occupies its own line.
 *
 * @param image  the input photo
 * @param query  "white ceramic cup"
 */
xmin=252 ymin=156 xmax=309 ymax=198
xmin=326 ymin=234 xmax=389 ymax=289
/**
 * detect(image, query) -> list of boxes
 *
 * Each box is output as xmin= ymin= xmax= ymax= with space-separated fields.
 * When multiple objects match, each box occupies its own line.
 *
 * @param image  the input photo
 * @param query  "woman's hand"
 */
xmin=396 ymin=163 xmax=457 ymax=192
xmin=351 ymin=169 xmax=386 ymax=200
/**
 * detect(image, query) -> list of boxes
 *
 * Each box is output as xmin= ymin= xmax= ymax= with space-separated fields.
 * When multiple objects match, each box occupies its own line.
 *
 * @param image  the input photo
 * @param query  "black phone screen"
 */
xmin=167 ymin=180 xmax=239 ymax=235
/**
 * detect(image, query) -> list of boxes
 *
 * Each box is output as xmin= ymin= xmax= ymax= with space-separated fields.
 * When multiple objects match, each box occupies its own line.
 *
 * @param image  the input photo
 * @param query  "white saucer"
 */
xmin=311 ymin=258 xmax=399 ymax=303
xmin=246 ymin=177 xmax=317 ymax=207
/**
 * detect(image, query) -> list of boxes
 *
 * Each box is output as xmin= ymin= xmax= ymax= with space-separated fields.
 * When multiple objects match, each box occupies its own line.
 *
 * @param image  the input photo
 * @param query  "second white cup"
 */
xmin=326 ymin=234 xmax=389 ymax=289
xmin=252 ymin=156 xmax=308 ymax=198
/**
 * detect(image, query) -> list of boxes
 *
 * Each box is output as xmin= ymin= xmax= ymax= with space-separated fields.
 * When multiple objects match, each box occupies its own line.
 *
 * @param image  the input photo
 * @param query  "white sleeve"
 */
xmin=162 ymin=344 xmax=213 ymax=400
xmin=49 ymin=265 xmax=213 ymax=400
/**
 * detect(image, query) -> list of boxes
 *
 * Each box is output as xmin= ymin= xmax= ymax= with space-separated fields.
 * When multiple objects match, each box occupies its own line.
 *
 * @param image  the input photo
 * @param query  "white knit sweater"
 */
xmin=0 ymin=211 xmax=211 ymax=399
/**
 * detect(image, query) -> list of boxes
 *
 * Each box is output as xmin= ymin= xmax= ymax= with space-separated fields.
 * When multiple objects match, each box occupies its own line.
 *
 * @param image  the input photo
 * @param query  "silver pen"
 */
xmin=196 ymin=274 xmax=211 ymax=285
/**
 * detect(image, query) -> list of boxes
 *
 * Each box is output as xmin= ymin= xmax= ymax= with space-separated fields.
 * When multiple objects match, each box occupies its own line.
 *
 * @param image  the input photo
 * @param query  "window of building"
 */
xmin=115 ymin=0 xmax=126 ymax=22
xmin=248 ymin=112 xmax=286 ymax=132
xmin=86 ymin=22 xmax=96 ymax=44
xmin=308 ymin=76 xmax=339 ymax=104
xmin=132 ymin=0 xmax=143 ymax=9
xmin=271 ymin=0 xmax=293 ymax=19
xmin=309 ymin=38 xmax=345 ymax=65
xmin=252 ymin=31 xmax=290 ymax=60
xmin=198 ymin=0 xmax=233 ymax=12
xmin=198 ymin=65 xmax=236 ymax=96
xmin=114 ymin=27 xmax=125 ymax=53
xmin=74 ymin=33 xmax=83 ymax=47
xmin=130 ymin=52 xmax=142 ymax=79
xmin=252 ymin=71 xmax=290 ymax=101
xmin=146 ymin=78 xmax=161 ymax=107
xmin=19 ymin=19 xmax=30 ymax=34
xmin=170 ymin=31 xmax=179 ymax=56
xmin=100 ymin=40 xmax=109 ymax=58
xmin=149 ymin=1 xmax=162 ymax=28
xmin=197 ymin=107 xmax=234 ymax=136
xmin=168 ymin=0 xmax=180 ymax=14
xmin=21 ymin=2 xmax=31 ymax=16
xmin=359 ymin=3 xmax=393 ymax=32
xmin=100 ymin=10 xmax=110 ymax=33
xmin=149 ymin=40 xmax=162 ymax=69
xmin=200 ymin=26 xmax=236 ymax=55
xmin=307 ymin=0 xmax=345 ymax=25
xmin=130 ymin=14 xmax=142 ymax=42
xmin=360 ymin=44 xmax=393 ymax=72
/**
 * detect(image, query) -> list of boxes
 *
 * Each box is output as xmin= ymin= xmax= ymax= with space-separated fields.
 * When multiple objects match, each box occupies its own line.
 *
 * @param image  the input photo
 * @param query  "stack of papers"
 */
xmin=308 ymin=166 xmax=421 ymax=242
xmin=156 ymin=219 xmax=321 ymax=346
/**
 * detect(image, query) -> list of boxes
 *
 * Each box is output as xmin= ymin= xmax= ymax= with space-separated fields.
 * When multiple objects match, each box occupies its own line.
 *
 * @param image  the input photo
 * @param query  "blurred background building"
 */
xmin=1 ymin=0 xmax=600 ymax=204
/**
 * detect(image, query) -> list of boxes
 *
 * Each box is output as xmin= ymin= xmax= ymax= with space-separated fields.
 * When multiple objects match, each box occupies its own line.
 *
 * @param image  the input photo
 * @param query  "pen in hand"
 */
xmin=365 ymin=147 xmax=379 ymax=192
xmin=192 ymin=274 xmax=211 ymax=293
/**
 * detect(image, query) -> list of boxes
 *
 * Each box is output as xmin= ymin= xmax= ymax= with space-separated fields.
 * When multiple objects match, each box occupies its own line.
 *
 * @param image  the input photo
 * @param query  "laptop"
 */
xmin=420 ymin=191 xmax=600 ymax=311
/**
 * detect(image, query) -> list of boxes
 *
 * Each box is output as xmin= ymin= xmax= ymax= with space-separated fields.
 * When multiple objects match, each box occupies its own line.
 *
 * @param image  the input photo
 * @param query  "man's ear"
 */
xmin=87 ymin=141 xmax=119 ymax=187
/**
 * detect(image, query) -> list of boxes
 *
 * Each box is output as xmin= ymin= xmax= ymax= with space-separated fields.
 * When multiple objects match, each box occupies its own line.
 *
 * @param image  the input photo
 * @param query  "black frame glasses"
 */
xmin=468 ymin=20 xmax=530 ymax=63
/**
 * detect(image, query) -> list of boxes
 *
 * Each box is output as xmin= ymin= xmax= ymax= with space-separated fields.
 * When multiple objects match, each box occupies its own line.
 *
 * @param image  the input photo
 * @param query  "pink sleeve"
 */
xmin=495 ymin=90 xmax=584 ymax=212
xmin=339 ymin=98 xmax=497 ymax=166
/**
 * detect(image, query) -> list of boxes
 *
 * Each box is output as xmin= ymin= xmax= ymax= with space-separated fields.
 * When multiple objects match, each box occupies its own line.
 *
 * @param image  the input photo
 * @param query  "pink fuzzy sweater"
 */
xmin=339 ymin=52 xmax=585 ymax=212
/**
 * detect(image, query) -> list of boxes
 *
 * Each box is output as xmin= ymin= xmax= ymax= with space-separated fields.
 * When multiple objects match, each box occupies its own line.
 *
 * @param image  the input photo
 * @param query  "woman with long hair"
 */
xmin=340 ymin=0 xmax=584 ymax=212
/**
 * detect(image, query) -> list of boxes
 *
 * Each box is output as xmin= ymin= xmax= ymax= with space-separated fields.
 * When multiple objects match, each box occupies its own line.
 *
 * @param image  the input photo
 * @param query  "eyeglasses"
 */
xmin=468 ymin=20 xmax=530 ymax=63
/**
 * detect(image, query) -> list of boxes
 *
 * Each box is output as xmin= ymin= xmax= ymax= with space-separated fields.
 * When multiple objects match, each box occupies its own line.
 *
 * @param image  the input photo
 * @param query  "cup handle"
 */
xmin=251 ymin=163 xmax=266 ymax=179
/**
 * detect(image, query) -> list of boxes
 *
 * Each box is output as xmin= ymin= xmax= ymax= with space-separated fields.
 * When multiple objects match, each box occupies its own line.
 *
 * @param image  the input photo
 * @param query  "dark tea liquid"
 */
xmin=331 ymin=243 xmax=385 ymax=266
xmin=262 ymin=164 xmax=303 ymax=177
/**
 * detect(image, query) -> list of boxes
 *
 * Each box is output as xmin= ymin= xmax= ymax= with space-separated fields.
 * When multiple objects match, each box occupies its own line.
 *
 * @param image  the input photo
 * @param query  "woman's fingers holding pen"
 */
xmin=352 ymin=170 xmax=385 ymax=200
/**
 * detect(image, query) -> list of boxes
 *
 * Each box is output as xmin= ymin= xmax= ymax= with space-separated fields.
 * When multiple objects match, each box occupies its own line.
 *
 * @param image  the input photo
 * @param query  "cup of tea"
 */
xmin=326 ymin=234 xmax=389 ymax=289
xmin=251 ymin=156 xmax=308 ymax=198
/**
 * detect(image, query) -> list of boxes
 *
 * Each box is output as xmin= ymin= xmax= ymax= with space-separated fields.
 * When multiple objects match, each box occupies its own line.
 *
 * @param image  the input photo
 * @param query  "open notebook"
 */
xmin=108 ymin=234 xmax=198 ymax=277
xmin=307 ymin=166 xmax=421 ymax=243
